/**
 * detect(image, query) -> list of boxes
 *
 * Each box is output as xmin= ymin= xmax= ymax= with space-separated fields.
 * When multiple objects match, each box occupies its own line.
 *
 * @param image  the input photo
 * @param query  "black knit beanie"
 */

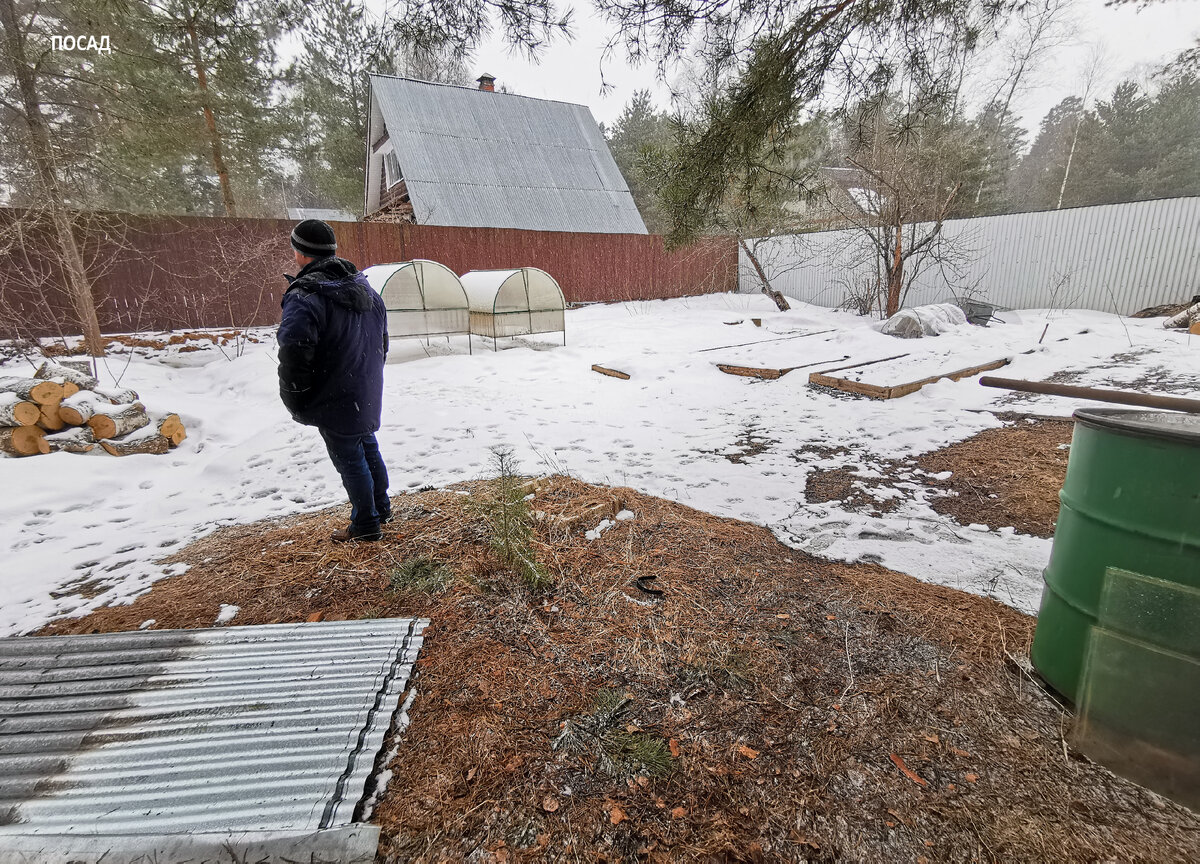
xmin=290 ymin=219 xmax=337 ymax=257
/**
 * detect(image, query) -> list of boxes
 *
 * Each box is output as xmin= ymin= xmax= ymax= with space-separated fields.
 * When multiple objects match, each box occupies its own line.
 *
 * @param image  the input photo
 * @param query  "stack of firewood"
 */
xmin=0 ymin=361 xmax=186 ymax=457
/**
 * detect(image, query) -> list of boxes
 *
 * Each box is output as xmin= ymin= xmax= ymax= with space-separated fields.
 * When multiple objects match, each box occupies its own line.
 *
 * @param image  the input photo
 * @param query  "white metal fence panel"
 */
xmin=739 ymin=197 xmax=1200 ymax=314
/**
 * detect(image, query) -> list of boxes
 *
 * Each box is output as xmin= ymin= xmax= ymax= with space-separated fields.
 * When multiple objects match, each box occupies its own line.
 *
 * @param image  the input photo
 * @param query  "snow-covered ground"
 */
xmin=3 ymin=293 xmax=1198 ymax=635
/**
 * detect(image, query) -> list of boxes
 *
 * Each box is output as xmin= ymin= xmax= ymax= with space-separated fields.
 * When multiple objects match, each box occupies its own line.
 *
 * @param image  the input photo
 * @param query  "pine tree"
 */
xmin=605 ymin=90 xmax=675 ymax=233
xmin=282 ymin=0 xmax=474 ymax=213
xmin=1135 ymin=63 xmax=1200 ymax=199
xmin=968 ymin=102 xmax=1026 ymax=216
xmin=126 ymin=0 xmax=290 ymax=216
xmin=1008 ymin=97 xmax=1084 ymax=211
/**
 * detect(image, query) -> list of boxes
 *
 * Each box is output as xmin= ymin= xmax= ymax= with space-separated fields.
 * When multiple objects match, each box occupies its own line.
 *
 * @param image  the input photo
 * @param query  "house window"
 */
xmin=383 ymin=151 xmax=403 ymax=188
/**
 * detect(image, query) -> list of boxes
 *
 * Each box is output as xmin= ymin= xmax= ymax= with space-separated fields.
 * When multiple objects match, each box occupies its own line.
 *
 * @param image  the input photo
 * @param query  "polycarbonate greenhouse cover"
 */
xmin=0 ymin=618 xmax=427 ymax=861
xmin=364 ymin=260 xmax=469 ymax=312
xmin=461 ymin=268 xmax=566 ymax=314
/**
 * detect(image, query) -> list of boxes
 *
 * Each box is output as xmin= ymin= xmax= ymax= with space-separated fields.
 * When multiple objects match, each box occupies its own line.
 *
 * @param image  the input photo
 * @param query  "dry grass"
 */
xmin=41 ymin=477 xmax=1200 ymax=863
xmin=40 ymin=329 xmax=264 ymax=356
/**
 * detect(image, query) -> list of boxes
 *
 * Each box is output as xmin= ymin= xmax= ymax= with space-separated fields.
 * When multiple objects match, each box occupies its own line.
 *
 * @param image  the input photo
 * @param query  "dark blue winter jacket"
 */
xmin=277 ymin=256 xmax=388 ymax=435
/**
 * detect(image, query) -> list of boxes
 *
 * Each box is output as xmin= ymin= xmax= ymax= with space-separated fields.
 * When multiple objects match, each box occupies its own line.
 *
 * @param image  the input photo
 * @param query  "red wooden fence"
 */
xmin=0 ymin=210 xmax=737 ymax=339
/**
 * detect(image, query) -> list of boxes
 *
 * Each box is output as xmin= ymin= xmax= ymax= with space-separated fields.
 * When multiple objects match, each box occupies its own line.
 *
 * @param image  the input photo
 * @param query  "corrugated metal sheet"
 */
xmin=369 ymin=74 xmax=648 ymax=234
xmin=740 ymin=197 xmax=1200 ymax=314
xmin=0 ymin=618 xmax=426 ymax=841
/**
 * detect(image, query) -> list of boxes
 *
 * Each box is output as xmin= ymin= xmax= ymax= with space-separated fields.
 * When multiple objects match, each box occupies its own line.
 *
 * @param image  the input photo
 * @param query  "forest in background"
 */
xmin=606 ymin=45 xmax=1200 ymax=237
xmin=0 ymin=0 xmax=477 ymax=219
xmin=1 ymin=0 xmax=1194 ymax=229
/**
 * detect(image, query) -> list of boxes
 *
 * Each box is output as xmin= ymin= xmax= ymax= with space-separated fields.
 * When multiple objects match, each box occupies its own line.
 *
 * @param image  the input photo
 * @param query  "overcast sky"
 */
xmin=470 ymin=0 xmax=1200 ymax=136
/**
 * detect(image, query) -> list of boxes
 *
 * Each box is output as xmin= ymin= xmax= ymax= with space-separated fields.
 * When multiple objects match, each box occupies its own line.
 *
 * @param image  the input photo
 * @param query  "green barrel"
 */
xmin=1032 ymin=408 xmax=1200 ymax=702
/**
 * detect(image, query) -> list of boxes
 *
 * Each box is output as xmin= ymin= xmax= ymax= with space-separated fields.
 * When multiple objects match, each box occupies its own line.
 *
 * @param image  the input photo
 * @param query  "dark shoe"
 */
xmin=379 ymin=510 xmax=394 ymax=524
xmin=331 ymin=524 xmax=382 ymax=542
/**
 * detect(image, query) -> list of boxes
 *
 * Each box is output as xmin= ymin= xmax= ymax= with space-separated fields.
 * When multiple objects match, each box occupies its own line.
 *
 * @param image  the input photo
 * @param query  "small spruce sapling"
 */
xmin=476 ymin=446 xmax=552 ymax=591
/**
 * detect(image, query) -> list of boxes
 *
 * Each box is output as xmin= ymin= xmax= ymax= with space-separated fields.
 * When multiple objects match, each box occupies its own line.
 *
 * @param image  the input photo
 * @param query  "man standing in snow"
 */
xmin=277 ymin=219 xmax=392 ymax=541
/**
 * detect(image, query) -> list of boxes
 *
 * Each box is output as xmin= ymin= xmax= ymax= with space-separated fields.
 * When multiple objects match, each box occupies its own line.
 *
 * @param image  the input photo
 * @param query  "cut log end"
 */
xmin=88 ymin=402 xmax=148 ymax=441
xmin=156 ymin=413 xmax=182 ymax=438
xmin=0 ymin=400 xmax=40 ymax=427
xmin=0 ymin=377 xmax=63 ymax=406
xmin=29 ymin=380 xmax=62 ymax=405
xmin=0 ymin=426 xmax=49 ymax=456
xmin=37 ymin=403 xmax=66 ymax=432
xmin=60 ymin=405 xmax=87 ymax=426
xmin=88 ymin=416 xmax=116 ymax=441
xmin=60 ymin=392 xmax=97 ymax=425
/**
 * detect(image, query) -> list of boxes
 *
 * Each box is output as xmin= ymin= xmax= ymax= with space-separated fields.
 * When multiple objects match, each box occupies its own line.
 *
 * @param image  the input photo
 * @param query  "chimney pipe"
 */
xmin=476 ymin=73 xmax=496 ymax=92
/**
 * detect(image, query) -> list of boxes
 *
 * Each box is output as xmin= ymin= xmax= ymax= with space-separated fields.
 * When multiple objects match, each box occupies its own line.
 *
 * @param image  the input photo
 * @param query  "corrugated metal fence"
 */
xmin=0 ymin=211 xmax=735 ymax=338
xmin=739 ymin=197 xmax=1200 ymax=314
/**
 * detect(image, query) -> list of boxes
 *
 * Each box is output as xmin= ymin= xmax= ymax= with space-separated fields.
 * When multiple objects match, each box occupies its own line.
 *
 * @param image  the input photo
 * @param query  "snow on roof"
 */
xmin=287 ymin=207 xmax=357 ymax=223
xmin=368 ymin=74 xmax=648 ymax=235
xmin=460 ymin=268 xmax=565 ymax=314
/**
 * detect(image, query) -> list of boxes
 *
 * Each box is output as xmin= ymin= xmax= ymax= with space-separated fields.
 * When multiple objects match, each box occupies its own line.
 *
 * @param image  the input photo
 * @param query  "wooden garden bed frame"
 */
xmin=808 ymin=357 xmax=1012 ymax=400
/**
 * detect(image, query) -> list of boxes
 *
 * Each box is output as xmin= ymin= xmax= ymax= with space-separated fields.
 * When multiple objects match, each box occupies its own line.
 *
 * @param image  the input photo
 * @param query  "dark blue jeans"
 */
xmin=319 ymin=429 xmax=391 ymax=530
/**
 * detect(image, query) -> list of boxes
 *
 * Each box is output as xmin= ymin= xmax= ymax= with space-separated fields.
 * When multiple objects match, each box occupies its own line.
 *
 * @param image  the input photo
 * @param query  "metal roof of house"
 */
xmin=0 ymin=618 xmax=427 ymax=861
xmin=369 ymin=74 xmax=648 ymax=235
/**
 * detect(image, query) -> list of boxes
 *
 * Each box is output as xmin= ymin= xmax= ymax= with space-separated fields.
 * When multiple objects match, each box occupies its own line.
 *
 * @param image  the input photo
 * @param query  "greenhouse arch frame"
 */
xmin=460 ymin=268 xmax=566 ymax=350
xmin=363 ymin=259 xmax=472 ymax=353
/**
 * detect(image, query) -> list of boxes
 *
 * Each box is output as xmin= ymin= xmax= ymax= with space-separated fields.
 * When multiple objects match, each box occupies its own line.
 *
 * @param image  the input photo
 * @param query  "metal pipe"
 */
xmin=979 ymin=376 xmax=1200 ymax=414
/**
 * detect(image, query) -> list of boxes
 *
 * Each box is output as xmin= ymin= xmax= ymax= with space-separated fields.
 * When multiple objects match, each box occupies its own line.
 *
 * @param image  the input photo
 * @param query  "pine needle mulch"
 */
xmin=802 ymin=419 xmax=1074 ymax=537
xmin=40 ymin=478 xmax=1199 ymax=863
xmin=917 ymin=420 xmax=1074 ymax=538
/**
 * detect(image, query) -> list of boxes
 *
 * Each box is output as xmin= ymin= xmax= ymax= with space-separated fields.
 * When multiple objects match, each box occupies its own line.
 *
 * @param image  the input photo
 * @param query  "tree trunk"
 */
xmin=1056 ymin=118 xmax=1082 ymax=210
xmin=88 ymin=402 xmax=149 ymax=440
xmin=885 ymin=223 xmax=904 ymax=318
xmin=0 ymin=0 xmax=105 ymax=356
xmin=46 ymin=425 xmax=95 ymax=453
xmin=35 ymin=360 xmax=98 ymax=390
xmin=101 ymin=433 xmax=170 ymax=457
xmin=186 ymin=15 xmax=238 ymax=217
xmin=93 ymin=385 xmax=140 ymax=404
xmin=739 ymin=239 xmax=790 ymax=311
